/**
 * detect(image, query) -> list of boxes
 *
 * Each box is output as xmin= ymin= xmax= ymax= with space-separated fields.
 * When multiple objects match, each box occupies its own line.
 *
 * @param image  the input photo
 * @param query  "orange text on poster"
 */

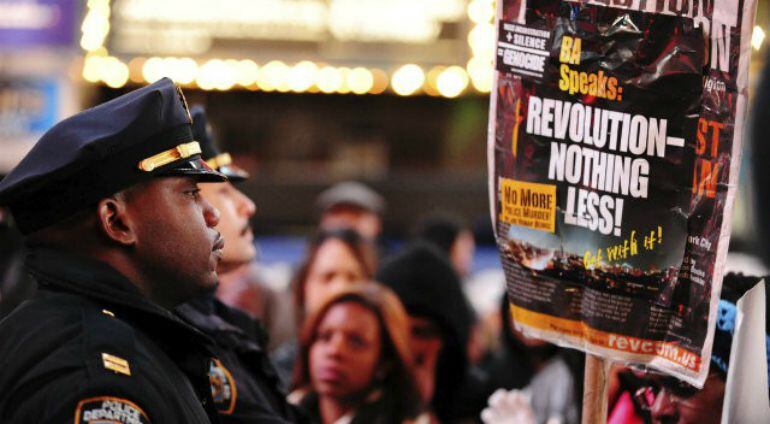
xmin=499 ymin=179 xmax=556 ymax=233
xmin=510 ymin=304 xmax=701 ymax=371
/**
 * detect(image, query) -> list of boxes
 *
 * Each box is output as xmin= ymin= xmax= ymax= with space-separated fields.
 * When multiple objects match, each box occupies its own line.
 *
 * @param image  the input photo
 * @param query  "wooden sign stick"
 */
xmin=582 ymin=354 xmax=611 ymax=424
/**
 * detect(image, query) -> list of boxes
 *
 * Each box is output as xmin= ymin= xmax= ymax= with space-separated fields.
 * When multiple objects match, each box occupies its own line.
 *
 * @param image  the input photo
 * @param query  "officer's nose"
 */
xmin=650 ymin=389 xmax=678 ymax=423
xmin=202 ymin=197 xmax=220 ymax=228
xmin=236 ymin=189 xmax=256 ymax=218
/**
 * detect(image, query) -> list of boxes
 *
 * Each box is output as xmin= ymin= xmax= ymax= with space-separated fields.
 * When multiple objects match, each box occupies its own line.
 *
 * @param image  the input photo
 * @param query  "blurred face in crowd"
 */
xmin=120 ymin=177 xmax=223 ymax=307
xmin=450 ymin=229 xmax=476 ymax=278
xmin=304 ymin=239 xmax=367 ymax=313
xmin=640 ymin=371 xmax=725 ymax=424
xmin=407 ymin=316 xmax=444 ymax=402
xmin=199 ymin=181 xmax=257 ymax=270
xmin=320 ymin=205 xmax=381 ymax=241
xmin=310 ymin=301 xmax=383 ymax=402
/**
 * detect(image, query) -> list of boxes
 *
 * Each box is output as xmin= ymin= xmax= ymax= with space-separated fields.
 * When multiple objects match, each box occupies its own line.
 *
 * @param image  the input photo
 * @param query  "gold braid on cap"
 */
xmin=205 ymin=153 xmax=232 ymax=170
xmin=137 ymin=141 xmax=201 ymax=172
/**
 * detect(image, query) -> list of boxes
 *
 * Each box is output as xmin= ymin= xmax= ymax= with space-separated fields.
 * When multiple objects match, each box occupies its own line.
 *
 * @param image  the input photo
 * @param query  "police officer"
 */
xmin=176 ymin=106 xmax=304 ymax=423
xmin=0 ymin=78 xmax=226 ymax=423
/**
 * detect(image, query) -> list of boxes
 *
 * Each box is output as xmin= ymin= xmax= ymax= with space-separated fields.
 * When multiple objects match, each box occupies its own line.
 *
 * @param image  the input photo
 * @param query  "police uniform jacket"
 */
xmin=177 ymin=296 xmax=305 ymax=423
xmin=0 ymin=247 xmax=220 ymax=423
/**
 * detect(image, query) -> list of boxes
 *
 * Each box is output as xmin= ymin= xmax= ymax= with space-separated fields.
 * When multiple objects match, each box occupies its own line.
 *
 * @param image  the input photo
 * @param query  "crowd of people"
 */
xmin=0 ymin=72 xmax=768 ymax=424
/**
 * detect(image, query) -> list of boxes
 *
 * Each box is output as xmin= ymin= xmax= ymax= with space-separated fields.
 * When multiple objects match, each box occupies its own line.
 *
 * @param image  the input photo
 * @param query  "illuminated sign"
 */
xmin=81 ymin=0 xmax=496 ymax=96
xmin=0 ymin=0 xmax=77 ymax=47
xmin=109 ymin=0 xmax=466 ymax=56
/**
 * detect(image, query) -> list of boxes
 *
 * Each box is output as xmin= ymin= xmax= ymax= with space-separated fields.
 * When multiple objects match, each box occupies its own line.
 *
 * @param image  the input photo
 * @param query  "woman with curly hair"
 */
xmin=290 ymin=284 xmax=427 ymax=424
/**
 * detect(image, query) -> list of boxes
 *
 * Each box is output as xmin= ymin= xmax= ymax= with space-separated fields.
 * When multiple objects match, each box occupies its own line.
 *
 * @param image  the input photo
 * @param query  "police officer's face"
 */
xmin=310 ymin=301 xmax=382 ymax=402
xmin=125 ymin=177 xmax=223 ymax=306
xmin=304 ymin=239 xmax=366 ymax=314
xmin=199 ymin=182 xmax=256 ymax=269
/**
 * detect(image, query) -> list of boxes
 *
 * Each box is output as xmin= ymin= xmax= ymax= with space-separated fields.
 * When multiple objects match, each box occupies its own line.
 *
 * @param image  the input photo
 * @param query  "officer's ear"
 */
xmin=97 ymin=193 xmax=136 ymax=246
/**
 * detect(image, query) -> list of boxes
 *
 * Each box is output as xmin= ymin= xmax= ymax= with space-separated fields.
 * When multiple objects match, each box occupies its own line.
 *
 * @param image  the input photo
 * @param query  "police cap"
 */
xmin=0 ymin=78 xmax=226 ymax=234
xmin=191 ymin=105 xmax=249 ymax=183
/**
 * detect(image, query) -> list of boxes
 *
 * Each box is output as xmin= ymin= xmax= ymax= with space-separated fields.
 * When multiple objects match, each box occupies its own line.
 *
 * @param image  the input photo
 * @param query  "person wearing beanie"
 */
xmin=412 ymin=212 xmax=476 ymax=279
xmin=376 ymin=242 xmax=483 ymax=422
xmin=316 ymin=181 xmax=385 ymax=243
xmin=315 ymin=181 xmax=386 ymax=271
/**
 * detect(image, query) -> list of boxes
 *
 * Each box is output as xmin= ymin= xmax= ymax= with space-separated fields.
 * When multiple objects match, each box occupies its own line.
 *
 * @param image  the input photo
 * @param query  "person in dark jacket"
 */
xmin=412 ymin=212 xmax=476 ymax=278
xmin=376 ymin=243 xmax=482 ymax=422
xmin=0 ymin=78 xmax=227 ymax=423
xmin=176 ymin=106 xmax=303 ymax=423
xmin=179 ymin=296 xmax=301 ymax=423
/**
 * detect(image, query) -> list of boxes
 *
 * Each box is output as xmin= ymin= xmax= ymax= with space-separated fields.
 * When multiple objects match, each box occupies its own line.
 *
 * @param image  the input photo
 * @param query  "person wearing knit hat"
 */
xmin=412 ymin=212 xmax=476 ymax=279
xmin=375 ymin=242 xmax=480 ymax=422
xmin=316 ymin=181 xmax=385 ymax=243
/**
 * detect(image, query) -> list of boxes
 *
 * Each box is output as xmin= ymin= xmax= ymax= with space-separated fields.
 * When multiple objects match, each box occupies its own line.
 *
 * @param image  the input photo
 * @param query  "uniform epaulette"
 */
xmin=81 ymin=304 xmax=139 ymax=379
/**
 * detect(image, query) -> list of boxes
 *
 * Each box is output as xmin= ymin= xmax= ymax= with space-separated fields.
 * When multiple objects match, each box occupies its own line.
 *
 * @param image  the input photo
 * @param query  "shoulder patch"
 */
xmin=75 ymin=396 xmax=150 ymax=423
xmin=209 ymin=358 xmax=237 ymax=414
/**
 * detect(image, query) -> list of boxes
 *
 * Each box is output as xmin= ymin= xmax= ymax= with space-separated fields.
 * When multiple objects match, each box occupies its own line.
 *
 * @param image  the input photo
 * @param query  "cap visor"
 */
xmin=159 ymin=157 xmax=227 ymax=182
xmin=218 ymin=164 xmax=250 ymax=183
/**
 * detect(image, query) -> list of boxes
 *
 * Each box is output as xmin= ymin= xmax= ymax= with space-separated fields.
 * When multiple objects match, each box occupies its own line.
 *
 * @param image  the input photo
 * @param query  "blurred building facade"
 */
xmin=0 ymin=0 xmax=82 ymax=171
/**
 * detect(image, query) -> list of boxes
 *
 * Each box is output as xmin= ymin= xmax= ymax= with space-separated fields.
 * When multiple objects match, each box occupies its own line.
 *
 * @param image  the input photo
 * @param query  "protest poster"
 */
xmin=488 ymin=0 xmax=757 ymax=387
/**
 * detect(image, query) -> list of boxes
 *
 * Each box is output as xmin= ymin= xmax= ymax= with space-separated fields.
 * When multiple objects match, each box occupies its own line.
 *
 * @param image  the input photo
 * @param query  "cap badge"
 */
xmin=205 ymin=153 xmax=233 ymax=170
xmin=209 ymin=358 xmax=238 ymax=414
xmin=138 ymin=141 xmax=202 ymax=172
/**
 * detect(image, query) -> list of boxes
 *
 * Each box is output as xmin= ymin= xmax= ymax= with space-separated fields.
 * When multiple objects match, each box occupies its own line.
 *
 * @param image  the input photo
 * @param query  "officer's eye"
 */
xmin=185 ymin=188 xmax=201 ymax=199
